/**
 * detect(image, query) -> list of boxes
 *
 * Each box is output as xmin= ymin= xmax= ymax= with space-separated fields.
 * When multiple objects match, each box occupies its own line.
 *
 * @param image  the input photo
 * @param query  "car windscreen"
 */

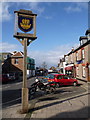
xmin=49 ymin=74 xmax=55 ymax=79
xmin=44 ymin=74 xmax=55 ymax=79
xmin=44 ymin=75 xmax=50 ymax=78
xmin=63 ymin=76 xmax=69 ymax=79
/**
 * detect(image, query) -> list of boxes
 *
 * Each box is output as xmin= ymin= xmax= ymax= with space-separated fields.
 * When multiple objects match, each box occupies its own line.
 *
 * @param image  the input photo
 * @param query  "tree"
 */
xmin=49 ymin=66 xmax=56 ymax=70
xmin=41 ymin=61 xmax=47 ymax=69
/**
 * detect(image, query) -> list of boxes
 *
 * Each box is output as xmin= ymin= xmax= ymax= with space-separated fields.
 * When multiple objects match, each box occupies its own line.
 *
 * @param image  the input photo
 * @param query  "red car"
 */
xmin=47 ymin=74 xmax=78 ymax=87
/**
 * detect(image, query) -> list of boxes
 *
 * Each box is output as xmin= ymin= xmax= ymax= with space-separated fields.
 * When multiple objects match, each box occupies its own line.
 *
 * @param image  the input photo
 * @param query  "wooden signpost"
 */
xmin=13 ymin=9 xmax=37 ymax=113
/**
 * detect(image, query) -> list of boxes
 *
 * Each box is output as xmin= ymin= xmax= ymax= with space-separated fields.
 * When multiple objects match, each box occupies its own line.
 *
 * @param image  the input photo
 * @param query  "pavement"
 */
xmin=1 ymin=80 xmax=90 ymax=120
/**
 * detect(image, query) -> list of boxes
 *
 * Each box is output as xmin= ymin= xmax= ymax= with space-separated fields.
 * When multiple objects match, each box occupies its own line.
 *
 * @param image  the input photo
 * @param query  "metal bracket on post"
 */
xmin=16 ymin=38 xmax=24 ymax=46
xmin=16 ymin=38 xmax=33 ymax=46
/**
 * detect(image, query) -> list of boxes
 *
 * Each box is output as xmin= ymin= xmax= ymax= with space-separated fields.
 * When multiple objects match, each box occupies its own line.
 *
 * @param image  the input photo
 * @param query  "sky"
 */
xmin=0 ymin=1 xmax=89 ymax=68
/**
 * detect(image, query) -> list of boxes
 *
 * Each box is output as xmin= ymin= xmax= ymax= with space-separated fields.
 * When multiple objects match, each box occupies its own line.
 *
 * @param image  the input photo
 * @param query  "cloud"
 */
xmin=1 ymin=42 xmax=79 ymax=68
xmin=64 ymin=2 xmax=88 ymax=13
xmin=64 ymin=6 xmax=81 ymax=13
xmin=44 ymin=16 xmax=52 ymax=19
xmin=28 ymin=2 xmax=45 ymax=16
xmin=0 ymin=42 xmax=23 ymax=52
xmin=0 ymin=2 xmax=45 ymax=22
xmin=28 ymin=43 xmax=79 ymax=68
xmin=12 ymin=2 xmax=45 ymax=17
xmin=0 ymin=2 xmax=11 ymax=22
xmin=76 ymin=2 xmax=88 ymax=9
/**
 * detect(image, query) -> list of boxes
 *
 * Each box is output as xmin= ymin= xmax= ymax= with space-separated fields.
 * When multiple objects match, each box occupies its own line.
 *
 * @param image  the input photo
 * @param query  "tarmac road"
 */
xmin=2 ymin=77 xmax=36 ymax=109
xmin=1 ymin=79 xmax=89 ymax=119
xmin=28 ymin=84 xmax=87 ymax=106
xmin=2 ymin=77 xmax=86 ymax=109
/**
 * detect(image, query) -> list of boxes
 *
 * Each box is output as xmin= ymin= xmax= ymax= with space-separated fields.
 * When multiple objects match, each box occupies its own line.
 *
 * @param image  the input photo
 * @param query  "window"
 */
xmin=63 ymin=76 xmax=68 ymax=79
xmin=14 ymin=59 xmax=18 ymax=64
xmin=3 ymin=55 xmax=7 ymax=59
xmin=82 ymin=49 xmax=85 ymax=59
xmin=80 ymin=40 xmax=83 ymax=45
xmin=82 ymin=66 xmax=85 ymax=77
xmin=57 ymin=76 xmax=62 ymax=79
xmin=49 ymin=74 xmax=54 ymax=79
xmin=71 ymin=54 xmax=73 ymax=63
xmin=76 ymin=66 xmax=79 ymax=76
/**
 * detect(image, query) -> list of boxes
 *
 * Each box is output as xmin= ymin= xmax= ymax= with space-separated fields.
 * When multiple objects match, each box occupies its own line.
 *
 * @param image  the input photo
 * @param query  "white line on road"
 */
xmin=2 ymin=82 xmax=22 ymax=89
xmin=1 ymin=97 xmax=21 ymax=106
xmin=3 ymin=86 xmax=10 ymax=89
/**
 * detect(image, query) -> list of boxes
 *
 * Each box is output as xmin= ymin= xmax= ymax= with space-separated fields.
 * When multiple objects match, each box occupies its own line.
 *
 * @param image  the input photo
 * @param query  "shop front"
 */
xmin=65 ymin=65 xmax=74 ymax=77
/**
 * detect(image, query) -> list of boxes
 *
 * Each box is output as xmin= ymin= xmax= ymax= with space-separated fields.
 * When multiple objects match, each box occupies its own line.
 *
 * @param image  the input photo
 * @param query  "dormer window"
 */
xmin=85 ymin=29 xmax=90 ymax=39
xmin=79 ymin=36 xmax=88 ymax=46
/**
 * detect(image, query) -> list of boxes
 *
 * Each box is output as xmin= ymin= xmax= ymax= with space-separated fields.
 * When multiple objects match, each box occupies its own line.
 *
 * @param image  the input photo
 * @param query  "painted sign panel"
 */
xmin=18 ymin=15 xmax=33 ymax=32
xmin=77 ymin=60 xmax=83 ymax=64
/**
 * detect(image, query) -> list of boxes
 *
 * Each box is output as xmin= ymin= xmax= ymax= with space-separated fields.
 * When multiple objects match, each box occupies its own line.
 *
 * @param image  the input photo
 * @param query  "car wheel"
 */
xmin=56 ymin=83 xmax=60 ymax=88
xmin=50 ymin=87 xmax=56 ymax=93
xmin=73 ymin=82 xmax=77 ymax=86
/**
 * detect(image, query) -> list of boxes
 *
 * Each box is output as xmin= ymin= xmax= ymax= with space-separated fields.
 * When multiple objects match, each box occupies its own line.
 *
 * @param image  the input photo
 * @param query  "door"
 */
xmin=56 ymin=75 xmax=64 ymax=85
xmin=62 ymin=75 xmax=72 ymax=85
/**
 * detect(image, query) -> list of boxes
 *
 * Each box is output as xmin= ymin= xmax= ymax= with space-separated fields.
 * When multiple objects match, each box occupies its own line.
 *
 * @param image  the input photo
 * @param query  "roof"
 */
xmin=85 ymin=29 xmax=90 ymax=35
xmin=79 ymin=36 xmax=88 ymax=41
xmin=66 ymin=40 xmax=90 ymax=55
xmin=73 ymin=40 xmax=90 ymax=52
xmin=11 ymin=51 xmax=24 ymax=57
xmin=0 ymin=52 xmax=12 ymax=55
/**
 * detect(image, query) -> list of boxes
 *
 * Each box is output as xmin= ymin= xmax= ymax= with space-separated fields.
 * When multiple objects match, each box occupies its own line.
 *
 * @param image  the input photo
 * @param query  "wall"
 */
xmin=75 ymin=45 xmax=89 ymax=81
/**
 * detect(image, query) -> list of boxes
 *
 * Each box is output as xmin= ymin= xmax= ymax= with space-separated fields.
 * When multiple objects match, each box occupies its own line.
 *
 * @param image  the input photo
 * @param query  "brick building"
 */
xmin=74 ymin=36 xmax=90 ymax=81
xmin=0 ymin=52 xmax=12 ymax=64
xmin=58 ymin=29 xmax=90 ymax=82
xmin=2 ymin=51 xmax=35 ymax=77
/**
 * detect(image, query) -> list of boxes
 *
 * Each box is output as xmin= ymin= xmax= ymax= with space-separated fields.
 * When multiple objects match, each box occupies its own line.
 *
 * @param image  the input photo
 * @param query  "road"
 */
xmin=1 ymin=77 xmax=86 ymax=109
xmin=2 ymin=77 xmax=36 ymax=109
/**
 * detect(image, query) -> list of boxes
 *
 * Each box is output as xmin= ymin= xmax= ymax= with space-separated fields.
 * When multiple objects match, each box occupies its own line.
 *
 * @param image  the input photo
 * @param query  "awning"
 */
xmin=65 ymin=66 xmax=72 ymax=70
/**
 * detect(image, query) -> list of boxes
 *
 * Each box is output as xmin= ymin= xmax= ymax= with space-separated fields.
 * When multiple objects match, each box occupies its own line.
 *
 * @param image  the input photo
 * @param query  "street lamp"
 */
xmin=13 ymin=9 xmax=37 ymax=113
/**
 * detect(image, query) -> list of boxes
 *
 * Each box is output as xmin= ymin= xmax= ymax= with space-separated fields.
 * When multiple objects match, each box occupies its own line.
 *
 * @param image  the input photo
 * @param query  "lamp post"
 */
xmin=13 ymin=9 xmax=37 ymax=113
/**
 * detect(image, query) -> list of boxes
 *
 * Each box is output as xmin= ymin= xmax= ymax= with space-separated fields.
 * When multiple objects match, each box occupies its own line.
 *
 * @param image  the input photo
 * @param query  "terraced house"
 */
xmin=2 ymin=51 xmax=35 ymax=78
xmin=58 ymin=29 xmax=90 ymax=82
xmin=74 ymin=33 xmax=90 ymax=82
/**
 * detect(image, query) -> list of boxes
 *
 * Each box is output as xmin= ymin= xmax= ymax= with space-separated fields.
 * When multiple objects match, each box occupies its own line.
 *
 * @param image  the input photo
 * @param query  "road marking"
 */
xmin=1 ymin=97 xmax=21 ymax=106
xmin=15 ymin=82 xmax=22 ymax=85
xmin=2 ymin=86 xmax=10 ymax=89
xmin=2 ymin=82 xmax=22 ymax=89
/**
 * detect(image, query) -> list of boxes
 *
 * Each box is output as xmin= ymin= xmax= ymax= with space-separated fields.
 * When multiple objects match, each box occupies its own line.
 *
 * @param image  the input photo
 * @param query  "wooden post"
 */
xmin=13 ymin=9 xmax=37 ymax=113
xmin=22 ymin=38 xmax=28 ymax=113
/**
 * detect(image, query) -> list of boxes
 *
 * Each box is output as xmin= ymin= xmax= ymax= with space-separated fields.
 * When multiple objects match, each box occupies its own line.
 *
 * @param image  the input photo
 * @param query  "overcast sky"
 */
xmin=1 ymin=0 xmax=88 ymax=68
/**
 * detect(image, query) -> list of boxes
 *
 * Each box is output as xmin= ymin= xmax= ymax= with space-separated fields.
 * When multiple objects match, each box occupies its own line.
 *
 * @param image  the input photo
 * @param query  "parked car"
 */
xmin=1 ymin=74 xmax=9 ymax=83
xmin=47 ymin=74 xmax=78 ymax=87
xmin=7 ymin=73 xmax=19 ymax=81
xmin=7 ymin=73 xmax=16 ymax=80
